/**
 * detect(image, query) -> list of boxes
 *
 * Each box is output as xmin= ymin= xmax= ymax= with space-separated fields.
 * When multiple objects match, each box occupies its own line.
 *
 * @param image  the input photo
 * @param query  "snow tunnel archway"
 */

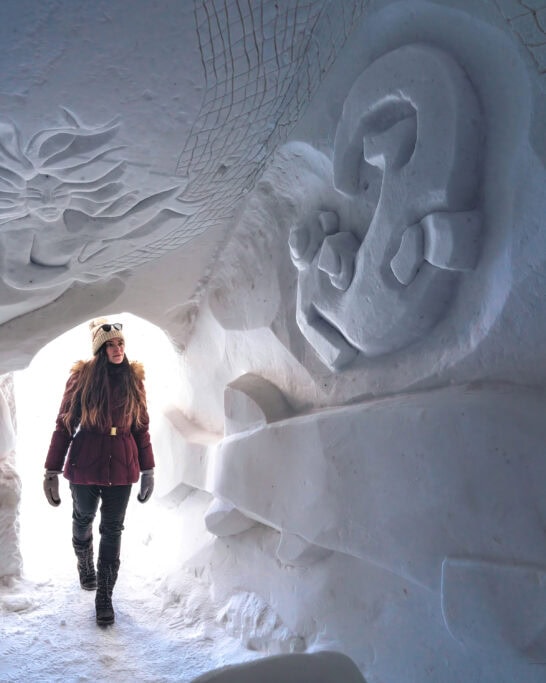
xmin=12 ymin=312 xmax=202 ymax=582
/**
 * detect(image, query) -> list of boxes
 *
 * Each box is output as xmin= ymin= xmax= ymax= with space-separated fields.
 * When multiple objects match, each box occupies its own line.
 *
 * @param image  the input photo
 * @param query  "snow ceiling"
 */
xmin=0 ymin=0 xmax=372 ymax=362
xmin=0 ymin=0 xmax=545 ymax=375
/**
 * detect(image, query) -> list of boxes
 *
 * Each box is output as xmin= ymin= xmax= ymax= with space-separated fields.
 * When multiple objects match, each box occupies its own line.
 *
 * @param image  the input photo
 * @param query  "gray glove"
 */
xmin=43 ymin=470 xmax=62 ymax=506
xmin=137 ymin=469 xmax=154 ymax=503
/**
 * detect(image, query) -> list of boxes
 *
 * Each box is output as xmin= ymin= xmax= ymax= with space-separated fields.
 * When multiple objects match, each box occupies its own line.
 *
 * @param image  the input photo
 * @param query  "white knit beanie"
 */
xmin=89 ymin=317 xmax=125 ymax=355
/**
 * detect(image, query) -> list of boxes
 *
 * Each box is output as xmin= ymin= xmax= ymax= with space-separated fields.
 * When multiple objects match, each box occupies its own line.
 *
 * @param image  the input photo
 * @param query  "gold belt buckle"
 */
xmin=110 ymin=426 xmax=117 ymax=436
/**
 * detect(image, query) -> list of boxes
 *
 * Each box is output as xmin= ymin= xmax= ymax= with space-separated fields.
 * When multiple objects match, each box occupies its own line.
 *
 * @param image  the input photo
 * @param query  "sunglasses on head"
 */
xmin=100 ymin=323 xmax=123 ymax=332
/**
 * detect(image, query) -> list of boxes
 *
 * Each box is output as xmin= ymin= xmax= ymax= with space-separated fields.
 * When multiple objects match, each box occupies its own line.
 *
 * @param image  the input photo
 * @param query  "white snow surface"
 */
xmin=1 ymin=492 xmax=263 ymax=683
xmin=2 ymin=1 xmax=546 ymax=681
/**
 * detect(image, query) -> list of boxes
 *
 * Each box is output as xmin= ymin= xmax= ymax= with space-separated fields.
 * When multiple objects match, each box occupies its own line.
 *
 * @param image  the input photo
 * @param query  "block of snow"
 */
xmin=189 ymin=650 xmax=366 ymax=683
xmin=390 ymin=224 xmax=424 ymax=285
xmin=205 ymin=497 xmax=257 ymax=537
xmin=422 ymin=210 xmax=482 ymax=271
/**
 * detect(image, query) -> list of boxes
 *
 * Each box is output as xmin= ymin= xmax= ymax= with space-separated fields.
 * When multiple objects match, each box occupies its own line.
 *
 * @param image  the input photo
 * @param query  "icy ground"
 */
xmin=0 ymin=489 xmax=260 ymax=683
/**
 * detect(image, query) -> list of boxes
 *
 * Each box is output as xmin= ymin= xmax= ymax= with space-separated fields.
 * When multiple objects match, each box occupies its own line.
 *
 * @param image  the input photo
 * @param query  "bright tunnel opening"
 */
xmin=13 ymin=312 xmax=190 ymax=584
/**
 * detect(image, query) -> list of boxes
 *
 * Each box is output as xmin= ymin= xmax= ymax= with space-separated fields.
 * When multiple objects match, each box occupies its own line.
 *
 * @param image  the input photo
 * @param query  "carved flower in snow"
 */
xmin=0 ymin=108 xmax=187 ymax=289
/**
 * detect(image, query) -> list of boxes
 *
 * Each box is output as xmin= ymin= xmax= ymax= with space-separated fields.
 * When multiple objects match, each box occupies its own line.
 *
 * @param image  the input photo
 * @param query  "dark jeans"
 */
xmin=70 ymin=483 xmax=132 ymax=565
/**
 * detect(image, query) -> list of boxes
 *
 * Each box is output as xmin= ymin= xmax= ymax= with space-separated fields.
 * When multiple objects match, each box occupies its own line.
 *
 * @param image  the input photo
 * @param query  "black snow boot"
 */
xmin=95 ymin=559 xmax=120 ymax=626
xmin=73 ymin=540 xmax=97 ymax=591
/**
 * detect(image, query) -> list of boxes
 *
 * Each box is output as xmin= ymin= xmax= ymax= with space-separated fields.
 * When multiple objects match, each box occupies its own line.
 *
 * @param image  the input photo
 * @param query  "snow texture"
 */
xmin=2 ymin=0 xmax=546 ymax=681
xmin=0 ymin=375 xmax=21 ymax=578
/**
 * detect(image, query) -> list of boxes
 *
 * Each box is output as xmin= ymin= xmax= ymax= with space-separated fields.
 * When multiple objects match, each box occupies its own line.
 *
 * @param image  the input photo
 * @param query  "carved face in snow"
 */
xmin=290 ymin=44 xmax=483 ymax=369
xmin=0 ymin=109 xmax=185 ymax=290
xmin=23 ymin=173 xmax=71 ymax=223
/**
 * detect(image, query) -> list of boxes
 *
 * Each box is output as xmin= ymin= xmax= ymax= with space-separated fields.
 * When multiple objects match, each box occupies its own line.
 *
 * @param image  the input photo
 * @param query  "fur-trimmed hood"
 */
xmin=70 ymin=359 xmax=145 ymax=380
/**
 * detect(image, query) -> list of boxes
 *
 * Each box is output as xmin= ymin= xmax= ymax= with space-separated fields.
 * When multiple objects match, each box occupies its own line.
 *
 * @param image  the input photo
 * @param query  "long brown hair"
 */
xmin=62 ymin=346 xmax=147 ymax=432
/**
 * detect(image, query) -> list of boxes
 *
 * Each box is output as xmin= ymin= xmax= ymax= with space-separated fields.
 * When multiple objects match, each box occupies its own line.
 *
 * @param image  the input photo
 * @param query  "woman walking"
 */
xmin=43 ymin=317 xmax=155 ymax=626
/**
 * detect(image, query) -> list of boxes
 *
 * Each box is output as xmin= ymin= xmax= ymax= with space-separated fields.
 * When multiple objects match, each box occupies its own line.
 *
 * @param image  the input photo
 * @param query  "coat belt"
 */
xmin=79 ymin=427 xmax=130 ymax=436
xmin=108 ymin=426 xmax=131 ymax=436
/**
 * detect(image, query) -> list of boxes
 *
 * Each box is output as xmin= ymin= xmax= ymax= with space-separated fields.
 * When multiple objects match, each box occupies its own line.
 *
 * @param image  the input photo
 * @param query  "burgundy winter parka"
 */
xmin=44 ymin=360 xmax=155 ymax=486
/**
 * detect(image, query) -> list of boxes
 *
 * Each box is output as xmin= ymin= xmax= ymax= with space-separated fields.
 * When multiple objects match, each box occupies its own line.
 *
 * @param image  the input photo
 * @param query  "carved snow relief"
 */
xmin=291 ymin=44 xmax=483 ymax=368
xmin=0 ymin=108 xmax=188 ymax=290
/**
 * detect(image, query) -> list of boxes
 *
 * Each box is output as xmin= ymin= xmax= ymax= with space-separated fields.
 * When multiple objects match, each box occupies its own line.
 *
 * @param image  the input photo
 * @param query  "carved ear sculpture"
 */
xmin=291 ymin=43 xmax=483 ymax=369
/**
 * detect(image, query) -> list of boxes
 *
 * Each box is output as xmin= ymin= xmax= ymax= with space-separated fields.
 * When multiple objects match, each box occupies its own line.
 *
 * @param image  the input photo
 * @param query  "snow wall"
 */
xmin=2 ymin=1 xmax=546 ymax=681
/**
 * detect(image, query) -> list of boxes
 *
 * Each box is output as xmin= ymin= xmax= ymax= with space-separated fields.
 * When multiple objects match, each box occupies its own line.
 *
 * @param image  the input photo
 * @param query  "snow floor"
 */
xmin=0 ymin=487 xmax=260 ymax=683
